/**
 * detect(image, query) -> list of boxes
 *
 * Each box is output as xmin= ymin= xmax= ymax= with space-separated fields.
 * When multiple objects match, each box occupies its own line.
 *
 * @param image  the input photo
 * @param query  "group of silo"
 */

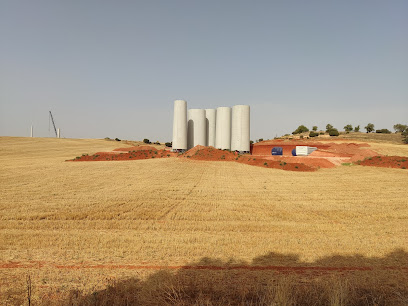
xmin=172 ymin=100 xmax=250 ymax=152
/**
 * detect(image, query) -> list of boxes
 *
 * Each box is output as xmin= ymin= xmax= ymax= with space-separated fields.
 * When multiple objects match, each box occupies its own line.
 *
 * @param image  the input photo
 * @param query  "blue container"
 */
xmin=292 ymin=148 xmax=297 ymax=156
xmin=271 ymin=147 xmax=283 ymax=155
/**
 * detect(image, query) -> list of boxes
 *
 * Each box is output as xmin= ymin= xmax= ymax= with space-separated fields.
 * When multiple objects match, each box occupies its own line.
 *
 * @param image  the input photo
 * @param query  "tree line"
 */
xmin=291 ymin=123 xmax=408 ymax=143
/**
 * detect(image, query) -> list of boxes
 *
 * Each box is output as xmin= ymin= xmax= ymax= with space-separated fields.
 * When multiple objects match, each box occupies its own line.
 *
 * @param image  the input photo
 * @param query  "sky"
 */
xmin=1 ymin=0 xmax=407 ymax=141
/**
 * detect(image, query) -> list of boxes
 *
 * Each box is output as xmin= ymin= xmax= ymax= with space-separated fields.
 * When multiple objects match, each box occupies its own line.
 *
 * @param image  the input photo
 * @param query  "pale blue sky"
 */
xmin=1 ymin=1 xmax=407 ymax=141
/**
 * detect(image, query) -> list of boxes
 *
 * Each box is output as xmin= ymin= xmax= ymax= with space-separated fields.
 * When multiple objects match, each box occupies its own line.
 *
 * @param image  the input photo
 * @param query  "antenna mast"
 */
xmin=49 ymin=111 xmax=58 ymax=137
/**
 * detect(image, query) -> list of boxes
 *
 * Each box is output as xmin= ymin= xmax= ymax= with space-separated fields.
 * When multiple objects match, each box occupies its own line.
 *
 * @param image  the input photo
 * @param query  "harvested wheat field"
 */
xmin=1 ymin=137 xmax=408 ymax=305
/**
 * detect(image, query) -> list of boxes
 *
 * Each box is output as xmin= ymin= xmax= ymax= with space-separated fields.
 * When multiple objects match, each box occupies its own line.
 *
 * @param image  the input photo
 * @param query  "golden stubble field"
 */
xmin=0 ymin=136 xmax=407 ymax=304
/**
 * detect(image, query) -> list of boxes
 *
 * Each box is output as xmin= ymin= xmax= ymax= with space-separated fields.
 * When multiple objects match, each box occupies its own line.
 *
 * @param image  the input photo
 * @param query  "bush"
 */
xmin=329 ymin=129 xmax=339 ymax=136
xmin=165 ymin=142 xmax=172 ymax=147
xmin=115 ymin=138 xmax=121 ymax=141
xmin=309 ymin=131 xmax=319 ymax=137
xmin=143 ymin=139 xmax=151 ymax=144
xmin=354 ymin=125 xmax=360 ymax=132
xmin=376 ymin=129 xmax=391 ymax=134
xmin=312 ymin=126 xmax=318 ymax=131
xmin=292 ymin=125 xmax=309 ymax=134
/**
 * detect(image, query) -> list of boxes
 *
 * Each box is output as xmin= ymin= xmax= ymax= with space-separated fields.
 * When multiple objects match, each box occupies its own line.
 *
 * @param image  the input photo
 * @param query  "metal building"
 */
xmin=172 ymin=100 xmax=187 ymax=151
xmin=187 ymin=109 xmax=206 ymax=150
xmin=205 ymin=109 xmax=216 ymax=147
xmin=215 ymin=107 xmax=231 ymax=150
xmin=231 ymin=105 xmax=250 ymax=152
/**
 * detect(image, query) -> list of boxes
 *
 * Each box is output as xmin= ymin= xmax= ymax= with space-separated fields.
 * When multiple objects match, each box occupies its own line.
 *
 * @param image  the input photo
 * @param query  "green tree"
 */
xmin=344 ymin=124 xmax=353 ymax=133
xmin=354 ymin=125 xmax=360 ymax=132
xmin=364 ymin=123 xmax=375 ymax=133
xmin=312 ymin=126 xmax=318 ymax=131
xmin=143 ymin=138 xmax=151 ymax=144
xmin=402 ymin=127 xmax=408 ymax=144
xmin=393 ymin=124 xmax=408 ymax=133
xmin=292 ymin=125 xmax=309 ymax=134
xmin=326 ymin=124 xmax=333 ymax=132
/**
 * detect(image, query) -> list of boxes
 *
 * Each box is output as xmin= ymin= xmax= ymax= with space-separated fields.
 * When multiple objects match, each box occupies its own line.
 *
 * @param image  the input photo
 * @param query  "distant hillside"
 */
xmin=277 ymin=132 xmax=405 ymax=145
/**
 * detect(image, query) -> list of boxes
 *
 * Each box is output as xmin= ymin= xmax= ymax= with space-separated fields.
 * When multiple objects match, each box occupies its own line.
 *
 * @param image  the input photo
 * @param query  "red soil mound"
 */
xmin=252 ymin=143 xmax=331 ymax=156
xmin=251 ymin=141 xmax=379 ymax=169
xmin=356 ymin=156 xmax=408 ymax=169
xmin=180 ymin=147 xmax=315 ymax=171
xmin=113 ymin=146 xmax=158 ymax=152
xmin=237 ymin=157 xmax=315 ymax=171
xmin=68 ymin=149 xmax=177 ymax=162
xmin=259 ymin=156 xmax=336 ymax=168
xmin=67 ymin=143 xmax=399 ymax=172
xmin=181 ymin=146 xmax=238 ymax=161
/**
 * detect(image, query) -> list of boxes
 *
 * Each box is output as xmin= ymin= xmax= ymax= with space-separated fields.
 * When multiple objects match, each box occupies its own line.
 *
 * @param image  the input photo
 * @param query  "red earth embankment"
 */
xmin=113 ymin=145 xmax=159 ymax=152
xmin=68 ymin=149 xmax=178 ymax=161
xmin=251 ymin=141 xmax=380 ymax=169
xmin=67 ymin=142 xmax=406 ymax=171
xmin=357 ymin=156 xmax=408 ymax=169
xmin=180 ymin=146 xmax=315 ymax=171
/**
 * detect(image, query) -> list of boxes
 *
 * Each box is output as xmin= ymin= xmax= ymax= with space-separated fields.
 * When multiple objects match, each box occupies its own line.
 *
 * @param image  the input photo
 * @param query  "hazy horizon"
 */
xmin=1 ymin=1 xmax=407 ymax=142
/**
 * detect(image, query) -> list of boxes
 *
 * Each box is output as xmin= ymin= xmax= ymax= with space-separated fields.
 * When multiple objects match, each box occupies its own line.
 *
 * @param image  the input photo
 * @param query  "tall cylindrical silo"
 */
xmin=205 ymin=109 xmax=216 ymax=147
xmin=172 ymin=100 xmax=187 ymax=151
xmin=187 ymin=109 xmax=206 ymax=150
xmin=231 ymin=105 xmax=250 ymax=152
xmin=215 ymin=107 xmax=231 ymax=150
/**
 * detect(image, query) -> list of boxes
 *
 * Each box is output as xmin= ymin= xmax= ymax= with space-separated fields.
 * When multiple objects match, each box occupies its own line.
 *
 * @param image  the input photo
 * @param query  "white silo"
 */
xmin=187 ymin=109 xmax=206 ymax=150
xmin=215 ymin=107 xmax=231 ymax=150
xmin=205 ymin=109 xmax=216 ymax=147
xmin=172 ymin=100 xmax=187 ymax=151
xmin=231 ymin=105 xmax=250 ymax=152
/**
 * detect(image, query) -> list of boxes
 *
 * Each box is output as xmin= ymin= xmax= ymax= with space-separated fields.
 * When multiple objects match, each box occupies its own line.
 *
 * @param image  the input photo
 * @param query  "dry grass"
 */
xmin=339 ymin=131 xmax=404 ymax=144
xmin=0 ymin=137 xmax=407 ymax=304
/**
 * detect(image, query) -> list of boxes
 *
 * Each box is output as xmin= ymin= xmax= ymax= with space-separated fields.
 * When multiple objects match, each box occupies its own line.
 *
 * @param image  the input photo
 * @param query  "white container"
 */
xmin=215 ymin=107 xmax=231 ymax=150
xmin=205 ymin=109 xmax=216 ymax=147
xmin=231 ymin=105 xmax=250 ymax=152
xmin=296 ymin=146 xmax=317 ymax=156
xmin=187 ymin=109 xmax=206 ymax=149
xmin=172 ymin=100 xmax=187 ymax=150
